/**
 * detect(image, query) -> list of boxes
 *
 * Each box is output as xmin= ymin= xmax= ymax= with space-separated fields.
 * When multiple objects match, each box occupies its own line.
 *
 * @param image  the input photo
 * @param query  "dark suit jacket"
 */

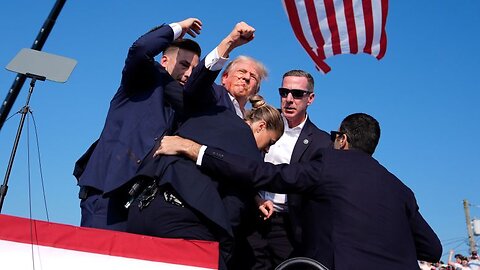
xmin=184 ymin=58 xmax=236 ymax=114
xmin=201 ymin=147 xmax=442 ymax=270
xmin=74 ymin=25 xmax=210 ymax=194
xmin=286 ymin=118 xmax=331 ymax=246
xmin=130 ymin=107 xmax=262 ymax=239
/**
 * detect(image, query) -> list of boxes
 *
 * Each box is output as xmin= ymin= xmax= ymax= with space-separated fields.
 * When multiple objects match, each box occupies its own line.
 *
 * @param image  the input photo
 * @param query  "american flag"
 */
xmin=283 ymin=0 xmax=388 ymax=73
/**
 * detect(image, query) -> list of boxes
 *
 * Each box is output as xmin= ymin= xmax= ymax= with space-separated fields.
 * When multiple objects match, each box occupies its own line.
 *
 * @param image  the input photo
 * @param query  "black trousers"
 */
xmin=247 ymin=211 xmax=295 ymax=270
xmin=126 ymin=187 xmax=232 ymax=270
xmin=80 ymin=186 xmax=129 ymax=232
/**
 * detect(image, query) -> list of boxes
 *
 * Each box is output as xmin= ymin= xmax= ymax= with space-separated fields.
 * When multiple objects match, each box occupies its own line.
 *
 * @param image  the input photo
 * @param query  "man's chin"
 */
xmin=232 ymin=86 xmax=249 ymax=95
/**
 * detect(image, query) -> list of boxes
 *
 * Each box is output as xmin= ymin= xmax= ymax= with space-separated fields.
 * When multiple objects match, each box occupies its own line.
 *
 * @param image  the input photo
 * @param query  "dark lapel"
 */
xmin=290 ymin=118 xmax=315 ymax=163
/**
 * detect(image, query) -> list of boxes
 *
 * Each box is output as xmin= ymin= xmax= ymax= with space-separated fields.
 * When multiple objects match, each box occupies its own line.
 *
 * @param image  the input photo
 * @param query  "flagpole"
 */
xmin=0 ymin=0 xmax=67 ymax=132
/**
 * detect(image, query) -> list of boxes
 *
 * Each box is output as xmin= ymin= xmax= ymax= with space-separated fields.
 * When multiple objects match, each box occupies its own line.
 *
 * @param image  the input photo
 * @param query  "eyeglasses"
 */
xmin=330 ymin=131 xmax=345 ymax=142
xmin=278 ymin=88 xmax=311 ymax=99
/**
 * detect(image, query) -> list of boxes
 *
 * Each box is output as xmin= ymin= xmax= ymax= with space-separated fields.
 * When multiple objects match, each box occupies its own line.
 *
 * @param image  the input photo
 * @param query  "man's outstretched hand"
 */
xmin=177 ymin=18 xmax=202 ymax=38
xmin=218 ymin=21 xmax=256 ymax=57
xmin=154 ymin=135 xmax=201 ymax=161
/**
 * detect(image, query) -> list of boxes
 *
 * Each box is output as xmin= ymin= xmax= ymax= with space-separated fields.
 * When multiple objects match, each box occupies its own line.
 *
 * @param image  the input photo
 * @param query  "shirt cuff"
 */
xmin=196 ymin=145 xmax=207 ymax=166
xmin=168 ymin=23 xmax=183 ymax=40
xmin=205 ymin=47 xmax=229 ymax=71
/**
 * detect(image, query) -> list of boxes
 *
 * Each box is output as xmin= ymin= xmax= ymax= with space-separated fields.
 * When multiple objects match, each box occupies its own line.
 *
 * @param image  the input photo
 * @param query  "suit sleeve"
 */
xmin=408 ymin=198 xmax=443 ymax=262
xmin=182 ymin=59 xmax=222 ymax=114
xmin=162 ymin=57 xmax=224 ymax=120
xmin=119 ymin=25 xmax=223 ymax=115
xmin=121 ymin=24 xmax=174 ymax=89
xmin=201 ymin=147 xmax=324 ymax=193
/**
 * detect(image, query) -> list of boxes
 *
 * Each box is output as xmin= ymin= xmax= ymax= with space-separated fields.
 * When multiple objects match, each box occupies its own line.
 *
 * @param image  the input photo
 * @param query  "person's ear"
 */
xmin=221 ymin=72 xmax=229 ymax=86
xmin=307 ymin=92 xmax=315 ymax=106
xmin=160 ymin=55 xmax=169 ymax=68
xmin=256 ymin=120 xmax=266 ymax=133
xmin=339 ymin=133 xmax=349 ymax=150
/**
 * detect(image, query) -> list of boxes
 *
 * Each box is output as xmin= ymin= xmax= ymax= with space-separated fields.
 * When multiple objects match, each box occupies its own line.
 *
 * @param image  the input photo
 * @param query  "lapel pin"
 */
xmin=303 ymin=139 xmax=309 ymax=145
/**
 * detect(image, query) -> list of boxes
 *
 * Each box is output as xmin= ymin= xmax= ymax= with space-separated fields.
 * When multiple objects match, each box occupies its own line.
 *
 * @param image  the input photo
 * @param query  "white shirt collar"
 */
xmin=228 ymin=92 xmax=244 ymax=118
xmin=283 ymin=114 xmax=308 ymax=134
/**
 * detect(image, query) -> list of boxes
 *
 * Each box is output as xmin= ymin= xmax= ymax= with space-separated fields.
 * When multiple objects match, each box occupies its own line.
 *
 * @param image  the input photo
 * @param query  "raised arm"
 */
xmin=217 ymin=21 xmax=255 ymax=58
xmin=183 ymin=22 xmax=256 ymax=112
xmin=122 ymin=18 xmax=202 ymax=88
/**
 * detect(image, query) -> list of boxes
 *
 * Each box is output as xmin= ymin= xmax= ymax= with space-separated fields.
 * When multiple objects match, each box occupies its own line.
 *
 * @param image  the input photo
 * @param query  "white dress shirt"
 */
xmin=261 ymin=115 xmax=307 ymax=212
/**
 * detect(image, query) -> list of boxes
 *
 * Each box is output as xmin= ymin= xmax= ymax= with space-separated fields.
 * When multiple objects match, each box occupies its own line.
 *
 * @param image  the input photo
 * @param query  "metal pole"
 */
xmin=0 ymin=75 xmax=45 ymax=212
xmin=464 ymin=199 xmax=477 ymax=254
xmin=0 ymin=0 xmax=67 ymax=132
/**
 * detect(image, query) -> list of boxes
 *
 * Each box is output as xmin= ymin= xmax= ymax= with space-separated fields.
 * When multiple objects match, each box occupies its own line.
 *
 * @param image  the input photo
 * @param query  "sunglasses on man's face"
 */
xmin=278 ymin=88 xmax=311 ymax=99
xmin=330 ymin=131 xmax=345 ymax=142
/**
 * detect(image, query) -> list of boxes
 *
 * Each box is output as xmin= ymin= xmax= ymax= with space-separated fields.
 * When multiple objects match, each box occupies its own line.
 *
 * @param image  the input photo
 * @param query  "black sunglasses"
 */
xmin=278 ymin=88 xmax=311 ymax=99
xmin=330 ymin=131 xmax=345 ymax=142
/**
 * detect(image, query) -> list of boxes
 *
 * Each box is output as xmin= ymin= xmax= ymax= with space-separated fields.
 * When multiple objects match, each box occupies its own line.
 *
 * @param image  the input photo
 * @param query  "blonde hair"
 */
xmin=244 ymin=95 xmax=284 ymax=136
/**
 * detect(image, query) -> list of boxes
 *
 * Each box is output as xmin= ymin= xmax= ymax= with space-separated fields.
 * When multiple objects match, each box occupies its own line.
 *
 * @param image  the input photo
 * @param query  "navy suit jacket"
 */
xmin=201 ymin=147 xmax=442 ymax=270
xmin=286 ymin=118 xmax=331 ymax=246
xmin=131 ymin=107 xmax=262 ymax=238
xmin=74 ymin=25 xmax=212 ymax=194
xmin=183 ymin=58 xmax=236 ymax=114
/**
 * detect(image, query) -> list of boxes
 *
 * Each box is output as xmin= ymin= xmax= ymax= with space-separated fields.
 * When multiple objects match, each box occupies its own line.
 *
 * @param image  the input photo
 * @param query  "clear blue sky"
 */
xmin=1 ymin=0 xmax=479 ymax=262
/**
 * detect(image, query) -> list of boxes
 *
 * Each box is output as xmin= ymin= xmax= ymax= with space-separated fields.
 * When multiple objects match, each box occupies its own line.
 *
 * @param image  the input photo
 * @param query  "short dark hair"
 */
xmin=339 ymin=113 xmax=380 ymax=155
xmin=163 ymin=38 xmax=201 ymax=57
xmin=282 ymin=70 xmax=314 ymax=92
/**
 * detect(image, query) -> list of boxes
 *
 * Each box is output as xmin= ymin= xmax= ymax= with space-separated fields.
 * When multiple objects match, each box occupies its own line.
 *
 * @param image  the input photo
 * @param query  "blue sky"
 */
xmin=0 ymin=1 xmax=479 ymax=262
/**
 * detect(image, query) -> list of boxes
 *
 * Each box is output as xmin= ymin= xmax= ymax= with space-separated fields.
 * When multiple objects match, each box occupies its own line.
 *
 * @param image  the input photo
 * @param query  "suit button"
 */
xmin=136 ymin=159 xmax=141 ymax=164
xmin=212 ymin=152 xmax=224 ymax=158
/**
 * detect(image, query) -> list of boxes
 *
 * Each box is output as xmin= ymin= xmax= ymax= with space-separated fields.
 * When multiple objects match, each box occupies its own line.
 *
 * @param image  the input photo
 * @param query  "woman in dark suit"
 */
xmin=126 ymin=95 xmax=283 ymax=269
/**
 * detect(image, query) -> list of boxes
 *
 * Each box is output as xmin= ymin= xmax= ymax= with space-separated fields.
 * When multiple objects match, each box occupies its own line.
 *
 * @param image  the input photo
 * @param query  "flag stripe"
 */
xmin=312 ymin=0 xmax=335 ymax=58
xmin=370 ymin=0 xmax=383 ymax=57
xmin=304 ymin=0 xmax=327 ymax=60
xmin=294 ymin=1 xmax=318 ymax=55
xmin=283 ymin=0 xmax=388 ymax=73
xmin=353 ymin=0 xmax=367 ymax=53
xmin=362 ymin=0 xmax=374 ymax=55
xmin=334 ymin=0 xmax=351 ymax=54
xmin=284 ymin=0 xmax=331 ymax=73
xmin=343 ymin=0 xmax=358 ymax=54
xmin=323 ymin=0 xmax=342 ymax=55
xmin=376 ymin=0 xmax=388 ymax=59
